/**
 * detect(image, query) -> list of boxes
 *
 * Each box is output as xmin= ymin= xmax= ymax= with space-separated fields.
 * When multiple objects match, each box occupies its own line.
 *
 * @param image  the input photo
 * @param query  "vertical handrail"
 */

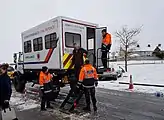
xmin=96 ymin=48 xmax=110 ymax=69
xmin=96 ymin=48 xmax=102 ymax=69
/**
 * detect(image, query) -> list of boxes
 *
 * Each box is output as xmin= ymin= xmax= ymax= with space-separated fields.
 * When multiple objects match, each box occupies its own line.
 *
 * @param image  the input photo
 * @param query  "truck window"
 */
xmin=24 ymin=40 xmax=32 ymax=53
xmin=65 ymin=32 xmax=81 ymax=48
xmin=33 ymin=37 xmax=43 ymax=51
xmin=45 ymin=32 xmax=57 ymax=49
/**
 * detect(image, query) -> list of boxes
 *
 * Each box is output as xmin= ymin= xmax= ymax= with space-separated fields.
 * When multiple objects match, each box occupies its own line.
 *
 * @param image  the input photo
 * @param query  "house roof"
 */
xmin=135 ymin=44 xmax=164 ymax=52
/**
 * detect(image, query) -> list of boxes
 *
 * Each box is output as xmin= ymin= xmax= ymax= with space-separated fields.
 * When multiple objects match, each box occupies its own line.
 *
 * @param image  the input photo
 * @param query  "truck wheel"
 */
xmin=113 ymin=76 xmax=118 ymax=81
xmin=13 ymin=76 xmax=25 ymax=93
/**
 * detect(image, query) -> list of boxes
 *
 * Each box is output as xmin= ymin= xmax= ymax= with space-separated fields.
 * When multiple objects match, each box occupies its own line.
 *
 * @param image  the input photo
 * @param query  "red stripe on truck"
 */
xmin=44 ymin=48 xmax=53 ymax=63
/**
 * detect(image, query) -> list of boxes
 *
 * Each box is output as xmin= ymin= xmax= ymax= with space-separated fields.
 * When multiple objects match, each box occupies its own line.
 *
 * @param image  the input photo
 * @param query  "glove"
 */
xmin=101 ymin=43 xmax=107 ymax=49
xmin=103 ymin=44 xmax=107 ymax=48
xmin=101 ymin=44 xmax=108 ymax=52
xmin=95 ymin=80 xmax=98 ymax=87
xmin=2 ymin=100 xmax=9 ymax=109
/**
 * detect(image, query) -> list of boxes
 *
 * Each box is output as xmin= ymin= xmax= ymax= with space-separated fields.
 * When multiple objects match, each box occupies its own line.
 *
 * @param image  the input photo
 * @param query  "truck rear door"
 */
xmin=95 ymin=27 xmax=107 ymax=68
xmin=62 ymin=20 xmax=86 ymax=70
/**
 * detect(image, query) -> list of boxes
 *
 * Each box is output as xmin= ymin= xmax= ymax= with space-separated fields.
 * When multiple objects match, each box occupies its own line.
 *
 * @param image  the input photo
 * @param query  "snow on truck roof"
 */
xmin=21 ymin=16 xmax=98 ymax=35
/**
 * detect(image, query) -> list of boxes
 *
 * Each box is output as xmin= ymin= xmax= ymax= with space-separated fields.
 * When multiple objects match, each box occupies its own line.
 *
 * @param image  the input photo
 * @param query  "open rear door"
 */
xmin=95 ymin=27 xmax=107 ymax=68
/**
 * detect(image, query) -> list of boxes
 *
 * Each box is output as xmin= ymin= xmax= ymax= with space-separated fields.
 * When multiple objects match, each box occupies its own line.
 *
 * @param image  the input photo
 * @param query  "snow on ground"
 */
xmin=98 ymin=63 xmax=164 ymax=94
xmin=10 ymin=61 xmax=164 ymax=112
xmin=10 ymin=89 xmax=39 ymax=111
xmin=112 ymin=60 xmax=164 ymax=65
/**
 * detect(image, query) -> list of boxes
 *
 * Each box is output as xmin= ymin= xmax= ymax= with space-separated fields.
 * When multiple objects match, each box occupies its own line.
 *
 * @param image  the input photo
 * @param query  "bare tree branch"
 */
xmin=115 ymin=25 xmax=142 ymax=71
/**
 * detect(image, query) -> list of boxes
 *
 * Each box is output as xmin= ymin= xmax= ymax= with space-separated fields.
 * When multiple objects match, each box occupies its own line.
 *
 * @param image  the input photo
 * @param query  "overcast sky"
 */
xmin=0 ymin=0 xmax=164 ymax=63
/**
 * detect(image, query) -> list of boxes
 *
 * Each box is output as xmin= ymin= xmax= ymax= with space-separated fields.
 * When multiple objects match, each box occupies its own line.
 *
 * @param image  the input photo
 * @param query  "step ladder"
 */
xmin=60 ymin=87 xmax=84 ymax=112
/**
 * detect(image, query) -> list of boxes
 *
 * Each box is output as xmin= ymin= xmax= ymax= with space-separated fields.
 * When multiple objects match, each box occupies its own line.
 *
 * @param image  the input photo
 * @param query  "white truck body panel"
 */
xmin=21 ymin=16 xmax=100 ymax=70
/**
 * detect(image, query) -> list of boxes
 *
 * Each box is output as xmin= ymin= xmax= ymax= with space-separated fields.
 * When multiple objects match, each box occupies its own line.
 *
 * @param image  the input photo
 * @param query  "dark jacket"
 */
xmin=0 ymin=72 xmax=12 ymax=107
xmin=72 ymin=48 xmax=88 ymax=68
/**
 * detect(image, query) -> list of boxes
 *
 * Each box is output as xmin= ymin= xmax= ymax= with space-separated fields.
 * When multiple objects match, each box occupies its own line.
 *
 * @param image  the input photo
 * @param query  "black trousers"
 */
xmin=41 ymin=94 xmax=50 ymax=109
xmin=101 ymin=51 xmax=108 ymax=68
xmin=84 ymin=87 xmax=97 ymax=108
xmin=74 ymin=66 xmax=81 ymax=80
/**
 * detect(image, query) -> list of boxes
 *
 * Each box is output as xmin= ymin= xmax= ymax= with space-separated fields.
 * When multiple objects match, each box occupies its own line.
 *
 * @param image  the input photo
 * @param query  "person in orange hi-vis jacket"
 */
xmin=39 ymin=66 xmax=53 ymax=111
xmin=101 ymin=29 xmax=112 ymax=68
xmin=78 ymin=59 xmax=98 ymax=112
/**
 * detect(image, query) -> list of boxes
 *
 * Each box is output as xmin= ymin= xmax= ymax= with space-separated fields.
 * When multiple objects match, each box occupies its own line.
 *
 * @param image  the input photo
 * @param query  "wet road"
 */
xmin=14 ymin=87 xmax=164 ymax=120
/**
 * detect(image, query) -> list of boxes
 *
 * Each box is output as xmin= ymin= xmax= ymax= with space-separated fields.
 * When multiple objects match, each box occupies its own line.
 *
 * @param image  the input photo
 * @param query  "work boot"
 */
xmin=41 ymin=108 xmax=47 ymax=111
xmin=94 ymin=106 xmax=97 ymax=112
xmin=83 ymin=106 xmax=91 ymax=111
xmin=47 ymin=106 xmax=54 ymax=109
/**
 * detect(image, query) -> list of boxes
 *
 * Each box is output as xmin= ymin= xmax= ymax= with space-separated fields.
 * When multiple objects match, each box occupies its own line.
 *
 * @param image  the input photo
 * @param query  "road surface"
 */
xmin=14 ymin=87 xmax=164 ymax=120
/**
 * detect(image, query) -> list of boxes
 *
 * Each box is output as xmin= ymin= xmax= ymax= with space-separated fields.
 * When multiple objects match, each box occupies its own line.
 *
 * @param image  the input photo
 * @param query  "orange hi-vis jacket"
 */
xmin=79 ymin=64 xmax=98 ymax=88
xmin=102 ymin=33 xmax=112 ymax=46
xmin=39 ymin=71 xmax=52 ymax=87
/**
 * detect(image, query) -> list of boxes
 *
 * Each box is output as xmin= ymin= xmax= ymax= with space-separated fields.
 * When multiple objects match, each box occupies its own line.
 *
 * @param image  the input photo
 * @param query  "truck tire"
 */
xmin=113 ymin=75 xmax=118 ymax=81
xmin=13 ymin=75 xmax=25 ymax=93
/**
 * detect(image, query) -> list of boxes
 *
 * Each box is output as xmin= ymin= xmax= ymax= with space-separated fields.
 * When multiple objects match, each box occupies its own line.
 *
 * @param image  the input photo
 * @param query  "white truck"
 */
xmin=13 ymin=16 xmax=109 ymax=93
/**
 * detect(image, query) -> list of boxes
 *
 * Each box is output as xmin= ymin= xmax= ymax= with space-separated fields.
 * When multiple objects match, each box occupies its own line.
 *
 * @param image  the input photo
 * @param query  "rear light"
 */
xmin=106 ymin=68 xmax=111 ymax=72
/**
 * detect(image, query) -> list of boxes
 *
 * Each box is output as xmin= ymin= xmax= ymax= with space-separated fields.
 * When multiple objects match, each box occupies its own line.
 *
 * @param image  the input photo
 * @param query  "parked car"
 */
xmin=99 ymin=63 xmax=125 ymax=81
xmin=7 ymin=66 xmax=15 ymax=80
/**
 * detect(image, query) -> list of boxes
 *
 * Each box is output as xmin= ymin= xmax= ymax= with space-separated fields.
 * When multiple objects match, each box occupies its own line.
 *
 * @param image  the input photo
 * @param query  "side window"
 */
xmin=65 ymin=32 xmax=81 ymax=47
xmin=45 ymin=33 xmax=57 ymax=49
xmin=24 ymin=40 xmax=32 ymax=53
xmin=33 ymin=37 xmax=43 ymax=51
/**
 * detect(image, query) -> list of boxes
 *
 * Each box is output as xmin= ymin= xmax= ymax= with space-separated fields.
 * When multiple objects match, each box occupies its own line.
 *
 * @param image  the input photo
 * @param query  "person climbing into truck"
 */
xmin=101 ymin=29 xmax=112 ymax=68
xmin=39 ymin=66 xmax=53 ymax=111
xmin=71 ymin=43 xmax=88 ymax=95
xmin=78 ymin=59 xmax=98 ymax=112
xmin=72 ymin=43 xmax=88 ymax=80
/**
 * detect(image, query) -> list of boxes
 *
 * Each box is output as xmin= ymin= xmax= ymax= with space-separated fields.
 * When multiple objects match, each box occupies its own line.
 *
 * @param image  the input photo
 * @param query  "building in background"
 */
xmin=117 ymin=44 xmax=164 ymax=61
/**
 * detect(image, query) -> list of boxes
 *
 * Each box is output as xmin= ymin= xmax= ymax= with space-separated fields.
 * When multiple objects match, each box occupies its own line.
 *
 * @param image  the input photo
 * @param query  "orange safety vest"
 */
xmin=79 ymin=64 xmax=98 ymax=82
xmin=102 ymin=33 xmax=112 ymax=46
xmin=39 ymin=71 xmax=52 ymax=86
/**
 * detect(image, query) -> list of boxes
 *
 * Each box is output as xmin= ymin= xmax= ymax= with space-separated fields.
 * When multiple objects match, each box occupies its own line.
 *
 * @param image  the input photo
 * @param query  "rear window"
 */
xmin=45 ymin=33 xmax=57 ymax=49
xmin=24 ymin=40 xmax=32 ymax=53
xmin=65 ymin=32 xmax=81 ymax=48
xmin=33 ymin=37 xmax=43 ymax=51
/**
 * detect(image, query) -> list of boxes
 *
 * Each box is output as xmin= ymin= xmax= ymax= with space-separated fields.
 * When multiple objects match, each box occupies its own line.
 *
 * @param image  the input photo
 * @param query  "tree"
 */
xmin=154 ymin=50 xmax=164 ymax=59
xmin=115 ymin=25 xmax=142 ymax=72
xmin=157 ymin=52 xmax=164 ymax=59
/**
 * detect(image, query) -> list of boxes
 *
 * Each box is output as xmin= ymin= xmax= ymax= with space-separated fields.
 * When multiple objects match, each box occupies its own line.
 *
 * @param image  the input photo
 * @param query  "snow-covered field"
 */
xmin=98 ymin=63 xmax=164 ymax=94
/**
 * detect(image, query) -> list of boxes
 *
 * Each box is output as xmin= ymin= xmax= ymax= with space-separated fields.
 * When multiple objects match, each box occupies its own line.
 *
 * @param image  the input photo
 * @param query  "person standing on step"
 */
xmin=78 ymin=59 xmax=98 ymax=112
xmin=101 ymin=29 xmax=112 ymax=68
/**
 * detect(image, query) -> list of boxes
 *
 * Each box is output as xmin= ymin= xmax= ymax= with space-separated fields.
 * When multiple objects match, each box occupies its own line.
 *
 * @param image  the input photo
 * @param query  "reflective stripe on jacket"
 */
xmin=79 ymin=64 xmax=98 ymax=88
